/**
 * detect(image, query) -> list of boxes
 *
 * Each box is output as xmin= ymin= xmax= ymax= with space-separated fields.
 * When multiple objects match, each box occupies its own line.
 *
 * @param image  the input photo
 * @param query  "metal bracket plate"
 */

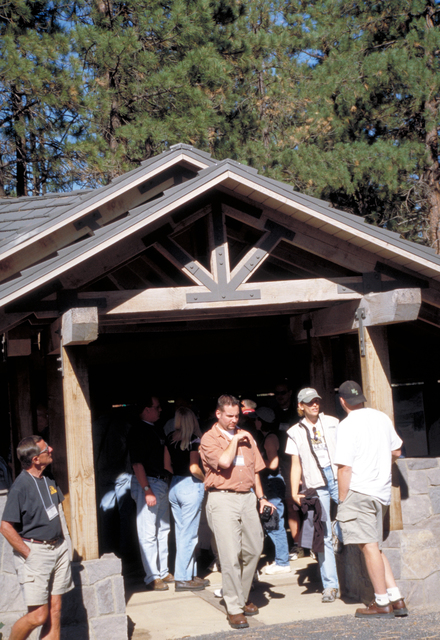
xmin=355 ymin=308 xmax=366 ymax=357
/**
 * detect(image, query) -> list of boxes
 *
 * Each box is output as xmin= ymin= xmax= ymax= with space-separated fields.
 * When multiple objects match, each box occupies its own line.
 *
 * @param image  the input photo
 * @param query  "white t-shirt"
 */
xmin=285 ymin=416 xmax=331 ymax=468
xmin=334 ymin=408 xmax=402 ymax=505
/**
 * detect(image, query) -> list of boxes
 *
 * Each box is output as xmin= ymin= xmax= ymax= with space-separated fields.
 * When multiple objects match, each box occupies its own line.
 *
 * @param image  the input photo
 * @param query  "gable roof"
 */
xmin=0 ymin=144 xmax=214 ymax=259
xmin=0 ymin=144 xmax=439 ymax=313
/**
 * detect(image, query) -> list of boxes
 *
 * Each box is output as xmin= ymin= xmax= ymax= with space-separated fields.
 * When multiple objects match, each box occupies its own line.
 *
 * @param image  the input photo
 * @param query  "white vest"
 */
xmin=286 ymin=413 xmax=339 ymax=489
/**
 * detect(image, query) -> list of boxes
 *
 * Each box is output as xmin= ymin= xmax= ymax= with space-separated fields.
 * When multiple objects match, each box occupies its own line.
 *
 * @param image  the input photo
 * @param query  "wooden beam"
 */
xmin=0 ymin=311 xmax=31 ymax=334
xmin=46 ymin=356 xmax=71 ymax=532
xmin=0 ymin=175 xmax=178 ymax=284
xmin=8 ymin=357 xmax=33 ymax=441
xmin=419 ymin=302 xmax=440 ymax=328
xmin=61 ymin=307 xmax=98 ymax=347
xmin=61 ymin=343 xmax=99 ymax=561
xmin=290 ymin=288 xmax=421 ymax=341
xmin=310 ymin=337 xmax=336 ymax=415
xmin=72 ymin=278 xmax=362 ymax=320
xmin=7 ymin=338 xmax=32 ymax=357
xmin=358 ymin=325 xmax=403 ymax=531
xmin=59 ymin=234 xmax=148 ymax=290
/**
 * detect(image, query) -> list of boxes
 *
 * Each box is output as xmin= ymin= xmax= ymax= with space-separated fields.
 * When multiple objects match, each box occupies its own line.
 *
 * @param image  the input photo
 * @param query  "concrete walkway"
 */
xmin=126 ymin=556 xmax=362 ymax=640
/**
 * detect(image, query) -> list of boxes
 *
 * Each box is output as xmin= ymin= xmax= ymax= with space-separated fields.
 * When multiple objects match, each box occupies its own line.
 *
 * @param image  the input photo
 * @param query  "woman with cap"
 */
xmin=285 ymin=388 xmax=341 ymax=602
xmin=255 ymin=407 xmax=291 ymax=575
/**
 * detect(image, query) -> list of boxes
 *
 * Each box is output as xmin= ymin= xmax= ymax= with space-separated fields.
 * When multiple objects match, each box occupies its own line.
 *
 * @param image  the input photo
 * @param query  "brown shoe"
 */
xmin=244 ymin=601 xmax=259 ymax=616
xmin=162 ymin=573 xmax=175 ymax=583
xmin=146 ymin=578 xmax=169 ymax=591
xmin=175 ymin=579 xmax=205 ymax=592
xmin=355 ymin=601 xmax=394 ymax=618
xmin=227 ymin=613 xmax=249 ymax=629
xmin=392 ymin=598 xmax=409 ymax=616
xmin=192 ymin=576 xmax=211 ymax=587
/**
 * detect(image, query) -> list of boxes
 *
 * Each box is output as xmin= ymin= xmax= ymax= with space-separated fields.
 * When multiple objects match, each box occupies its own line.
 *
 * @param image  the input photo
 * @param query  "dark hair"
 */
xmin=217 ymin=394 xmax=240 ymax=412
xmin=274 ymin=378 xmax=292 ymax=392
xmin=138 ymin=395 xmax=158 ymax=412
xmin=17 ymin=436 xmax=43 ymax=469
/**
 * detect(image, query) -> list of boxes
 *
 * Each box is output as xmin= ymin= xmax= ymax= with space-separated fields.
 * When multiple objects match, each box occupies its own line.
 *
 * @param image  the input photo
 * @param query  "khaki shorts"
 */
xmin=13 ymin=539 xmax=73 ymax=607
xmin=336 ymin=490 xmax=387 ymax=548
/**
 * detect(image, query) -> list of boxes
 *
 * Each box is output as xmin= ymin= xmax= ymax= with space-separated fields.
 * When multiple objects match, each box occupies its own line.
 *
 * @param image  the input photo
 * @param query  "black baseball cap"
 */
xmin=338 ymin=380 xmax=367 ymax=405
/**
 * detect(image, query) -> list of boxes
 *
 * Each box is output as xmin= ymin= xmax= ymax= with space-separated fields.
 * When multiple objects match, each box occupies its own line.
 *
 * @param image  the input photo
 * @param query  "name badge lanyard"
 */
xmin=31 ymin=476 xmax=59 ymax=521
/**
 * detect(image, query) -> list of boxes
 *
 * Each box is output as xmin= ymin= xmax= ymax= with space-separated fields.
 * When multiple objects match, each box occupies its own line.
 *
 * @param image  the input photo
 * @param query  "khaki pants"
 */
xmin=206 ymin=491 xmax=263 ymax=615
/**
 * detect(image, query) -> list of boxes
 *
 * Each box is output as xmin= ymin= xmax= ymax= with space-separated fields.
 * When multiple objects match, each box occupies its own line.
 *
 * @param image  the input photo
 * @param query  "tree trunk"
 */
xmin=11 ymin=85 xmax=27 ymax=197
xmin=423 ymin=2 xmax=440 ymax=254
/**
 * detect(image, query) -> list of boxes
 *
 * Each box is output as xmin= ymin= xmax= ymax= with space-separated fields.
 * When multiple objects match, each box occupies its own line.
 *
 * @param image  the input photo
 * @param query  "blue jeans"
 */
xmin=131 ymin=475 xmax=170 ymax=585
xmin=264 ymin=475 xmax=290 ymax=566
xmin=99 ymin=472 xmax=134 ymax=556
xmin=316 ymin=465 xmax=340 ymax=590
xmin=169 ymin=475 xmax=205 ymax=581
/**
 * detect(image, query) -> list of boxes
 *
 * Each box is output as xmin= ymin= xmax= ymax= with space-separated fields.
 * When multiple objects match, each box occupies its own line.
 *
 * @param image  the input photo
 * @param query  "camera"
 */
xmin=260 ymin=505 xmax=272 ymax=522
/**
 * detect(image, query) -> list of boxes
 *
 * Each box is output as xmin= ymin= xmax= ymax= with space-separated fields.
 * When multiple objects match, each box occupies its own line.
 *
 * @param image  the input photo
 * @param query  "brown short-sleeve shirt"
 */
xmin=200 ymin=424 xmax=265 ymax=492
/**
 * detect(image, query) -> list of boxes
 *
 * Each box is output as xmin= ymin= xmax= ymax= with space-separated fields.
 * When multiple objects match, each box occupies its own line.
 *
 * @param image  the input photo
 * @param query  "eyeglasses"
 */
xmin=39 ymin=445 xmax=50 ymax=455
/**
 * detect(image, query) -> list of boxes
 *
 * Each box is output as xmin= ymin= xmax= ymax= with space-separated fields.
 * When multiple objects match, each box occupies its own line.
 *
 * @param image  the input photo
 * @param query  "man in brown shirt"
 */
xmin=200 ymin=395 xmax=274 ymax=629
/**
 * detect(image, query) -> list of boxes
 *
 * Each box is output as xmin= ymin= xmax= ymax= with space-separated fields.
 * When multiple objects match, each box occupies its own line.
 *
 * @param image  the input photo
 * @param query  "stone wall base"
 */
xmin=0 ymin=491 xmax=128 ymax=639
xmin=337 ymin=457 xmax=440 ymax=611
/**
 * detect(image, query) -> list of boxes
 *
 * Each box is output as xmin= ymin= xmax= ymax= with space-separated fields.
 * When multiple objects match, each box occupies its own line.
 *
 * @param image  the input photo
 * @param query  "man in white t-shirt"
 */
xmin=335 ymin=380 xmax=408 ymax=619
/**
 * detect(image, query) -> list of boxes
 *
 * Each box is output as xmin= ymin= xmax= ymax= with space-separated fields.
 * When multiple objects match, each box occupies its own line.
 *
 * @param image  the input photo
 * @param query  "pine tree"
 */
xmin=213 ymin=0 xmax=307 ymax=176
xmin=0 ymin=0 xmax=85 ymax=195
xmin=279 ymin=0 xmax=440 ymax=250
xmin=71 ymin=0 xmax=240 ymax=183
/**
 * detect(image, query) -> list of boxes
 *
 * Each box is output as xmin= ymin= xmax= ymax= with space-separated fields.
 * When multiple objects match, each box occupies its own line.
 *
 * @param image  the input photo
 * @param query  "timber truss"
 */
xmin=154 ymin=206 xmax=294 ymax=303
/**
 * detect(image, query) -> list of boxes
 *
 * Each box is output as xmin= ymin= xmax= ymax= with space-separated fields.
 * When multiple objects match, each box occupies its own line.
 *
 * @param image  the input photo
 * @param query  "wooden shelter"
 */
xmin=0 ymin=144 xmax=439 ymax=561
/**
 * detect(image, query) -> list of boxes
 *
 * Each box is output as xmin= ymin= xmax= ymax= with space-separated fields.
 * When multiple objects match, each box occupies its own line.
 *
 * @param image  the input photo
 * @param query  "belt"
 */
xmin=207 ymin=488 xmax=251 ymax=494
xmin=22 ymin=536 xmax=63 ymax=545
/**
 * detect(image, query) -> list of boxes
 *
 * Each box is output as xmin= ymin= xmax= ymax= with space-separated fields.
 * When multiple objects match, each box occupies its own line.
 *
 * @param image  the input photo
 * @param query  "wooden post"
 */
xmin=61 ymin=344 xmax=99 ymax=560
xmin=358 ymin=325 xmax=403 ymax=531
xmin=8 ymin=357 xmax=33 ymax=478
xmin=310 ymin=336 xmax=336 ymax=415
xmin=46 ymin=355 xmax=71 ymax=531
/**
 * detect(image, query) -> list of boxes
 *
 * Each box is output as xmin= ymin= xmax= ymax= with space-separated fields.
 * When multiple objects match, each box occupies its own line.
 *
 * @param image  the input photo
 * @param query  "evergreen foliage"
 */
xmin=0 ymin=0 xmax=85 ymax=195
xmin=0 ymin=0 xmax=438 ymax=250
xmin=281 ymin=0 xmax=440 ymax=249
xmin=71 ymin=0 xmax=240 ymax=183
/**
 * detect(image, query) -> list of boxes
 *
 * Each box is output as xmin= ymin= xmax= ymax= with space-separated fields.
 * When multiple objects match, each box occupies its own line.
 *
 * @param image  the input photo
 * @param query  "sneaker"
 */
xmin=310 ymin=550 xmax=316 ymax=560
xmin=322 ymin=587 xmax=339 ymax=603
xmin=264 ymin=562 xmax=291 ymax=575
xmin=208 ymin=560 xmax=220 ymax=573
xmin=289 ymin=545 xmax=305 ymax=561
xmin=214 ymin=588 xmax=223 ymax=598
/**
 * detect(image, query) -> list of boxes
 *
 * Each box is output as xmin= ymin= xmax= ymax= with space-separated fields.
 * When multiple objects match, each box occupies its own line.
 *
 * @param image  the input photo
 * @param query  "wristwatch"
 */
xmin=257 ymin=495 xmax=268 ymax=501
xmin=143 ymin=485 xmax=150 ymax=492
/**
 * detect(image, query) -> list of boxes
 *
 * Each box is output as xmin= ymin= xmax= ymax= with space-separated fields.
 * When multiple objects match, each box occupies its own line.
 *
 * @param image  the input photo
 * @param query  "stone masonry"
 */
xmin=337 ymin=457 xmax=440 ymax=610
xmin=0 ymin=490 xmax=128 ymax=640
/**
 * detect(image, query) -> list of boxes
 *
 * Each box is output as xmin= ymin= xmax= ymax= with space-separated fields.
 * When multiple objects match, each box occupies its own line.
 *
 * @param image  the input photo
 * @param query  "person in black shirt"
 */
xmin=128 ymin=395 xmax=174 ymax=591
xmin=273 ymin=379 xmax=304 ymax=560
xmin=165 ymin=407 xmax=206 ymax=592
xmin=0 ymin=436 xmax=72 ymax=640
